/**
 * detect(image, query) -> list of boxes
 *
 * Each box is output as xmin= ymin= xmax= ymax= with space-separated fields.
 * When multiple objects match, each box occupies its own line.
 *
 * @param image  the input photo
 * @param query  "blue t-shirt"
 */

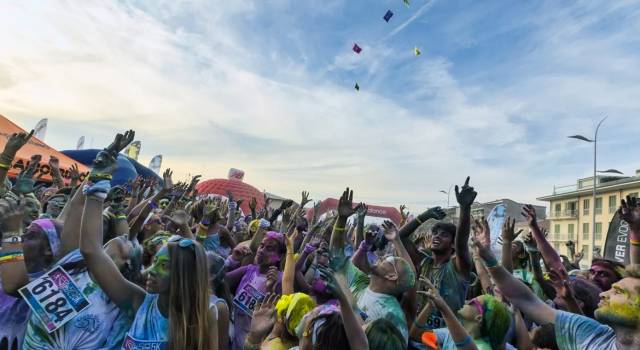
xmin=555 ymin=310 xmax=618 ymax=350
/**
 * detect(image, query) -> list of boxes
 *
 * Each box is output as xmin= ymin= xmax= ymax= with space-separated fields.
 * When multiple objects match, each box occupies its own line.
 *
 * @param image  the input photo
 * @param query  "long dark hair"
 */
xmin=167 ymin=241 xmax=214 ymax=350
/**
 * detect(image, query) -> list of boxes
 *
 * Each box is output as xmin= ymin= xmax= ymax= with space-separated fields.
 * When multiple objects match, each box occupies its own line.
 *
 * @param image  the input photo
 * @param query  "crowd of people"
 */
xmin=0 ymin=128 xmax=639 ymax=350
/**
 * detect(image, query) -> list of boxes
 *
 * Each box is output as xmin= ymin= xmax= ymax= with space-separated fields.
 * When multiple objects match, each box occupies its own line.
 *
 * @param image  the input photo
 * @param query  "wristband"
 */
xmin=416 ymin=216 xmax=424 ymax=225
xmin=630 ymin=239 xmax=640 ymax=246
xmin=333 ymin=225 xmax=346 ymax=232
xmin=0 ymin=253 xmax=24 ymax=264
xmin=304 ymin=244 xmax=317 ymax=254
xmin=483 ymin=255 xmax=499 ymax=268
xmin=455 ymin=335 xmax=473 ymax=348
xmin=115 ymin=215 xmax=128 ymax=221
xmin=0 ymin=250 xmax=23 ymax=258
xmin=0 ymin=162 xmax=10 ymax=170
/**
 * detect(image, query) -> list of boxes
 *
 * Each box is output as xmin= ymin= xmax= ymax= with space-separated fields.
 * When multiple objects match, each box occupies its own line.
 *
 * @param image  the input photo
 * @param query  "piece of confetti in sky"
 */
xmin=383 ymin=10 xmax=393 ymax=22
xmin=354 ymin=83 xmax=360 ymax=91
xmin=414 ymin=47 xmax=421 ymax=56
xmin=403 ymin=0 xmax=410 ymax=7
xmin=352 ymin=43 xmax=362 ymax=54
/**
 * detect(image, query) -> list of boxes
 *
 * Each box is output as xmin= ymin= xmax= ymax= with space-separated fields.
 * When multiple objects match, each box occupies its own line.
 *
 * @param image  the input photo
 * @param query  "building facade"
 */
xmin=537 ymin=170 xmax=640 ymax=266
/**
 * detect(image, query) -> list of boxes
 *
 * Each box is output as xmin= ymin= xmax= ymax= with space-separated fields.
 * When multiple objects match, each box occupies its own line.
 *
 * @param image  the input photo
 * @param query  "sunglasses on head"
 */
xmin=168 ymin=235 xmax=195 ymax=248
xmin=468 ymin=298 xmax=484 ymax=316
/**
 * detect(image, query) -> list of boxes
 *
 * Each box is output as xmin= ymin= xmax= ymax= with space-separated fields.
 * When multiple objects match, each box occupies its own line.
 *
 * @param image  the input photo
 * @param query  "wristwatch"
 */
xmin=2 ymin=235 xmax=22 ymax=244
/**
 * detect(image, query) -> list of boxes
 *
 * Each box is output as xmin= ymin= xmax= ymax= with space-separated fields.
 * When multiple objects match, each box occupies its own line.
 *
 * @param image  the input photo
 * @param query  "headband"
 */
xmin=32 ymin=219 xmax=61 ymax=257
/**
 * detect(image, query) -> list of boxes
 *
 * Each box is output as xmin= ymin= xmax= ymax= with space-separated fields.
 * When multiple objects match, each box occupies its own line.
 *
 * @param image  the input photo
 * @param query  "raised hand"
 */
xmin=248 ymin=293 xmax=279 ymax=344
xmin=417 ymin=277 xmax=447 ymax=309
xmin=105 ymin=130 xmax=135 ymax=156
xmin=48 ymin=156 xmax=60 ymax=171
xmin=2 ymin=130 xmax=34 ymax=158
xmin=187 ymin=175 xmax=201 ymax=192
xmin=300 ymin=190 xmax=312 ymax=208
xmin=249 ymin=197 xmax=257 ymax=211
xmin=279 ymin=199 xmax=294 ymax=211
xmin=501 ymin=217 xmax=522 ymax=243
xmin=471 ymin=217 xmax=493 ymax=261
xmin=424 ymin=206 xmax=446 ymax=221
xmin=381 ymin=220 xmax=398 ymax=241
xmin=548 ymin=268 xmax=572 ymax=299
xmin=337 ymin=187 xmax=356 ymax=218
xmin=356 ymin=203 xmax=368 ymax=221
xmin=203 ymin=201 xmax=221 ymax=224
xmin=162 ymin=169 xmax=174 ymax=192
xmin=620 ymin=195 xmax=640 ymax=232
xmin=317 ymin=267 xmax=345 ymax=300
xmin=14 ymin=154 xmax=43 ymax=194
xmin=455 ymin=176 xmax=477 ymax=208
xmin=521 ymin=204 xmax=538 ymax=227
xmin=69 ymin=163 xmax=81 ymax=182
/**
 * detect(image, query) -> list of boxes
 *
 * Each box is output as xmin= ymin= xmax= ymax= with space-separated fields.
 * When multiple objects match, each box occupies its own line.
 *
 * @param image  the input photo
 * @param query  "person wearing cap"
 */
xmin=589 ymin=258 xmax=624 ymax=292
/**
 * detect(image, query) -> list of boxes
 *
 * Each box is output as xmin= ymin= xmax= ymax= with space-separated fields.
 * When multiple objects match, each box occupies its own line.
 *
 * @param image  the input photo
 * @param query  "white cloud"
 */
xmin=0 ymin=0 xmax=639 ymax=214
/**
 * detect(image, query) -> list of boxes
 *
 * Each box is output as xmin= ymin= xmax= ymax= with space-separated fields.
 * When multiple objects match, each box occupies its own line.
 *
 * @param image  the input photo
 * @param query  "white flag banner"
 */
xmin=487 ymin=203 xmax=507 ymax=259
xmin=148 ymin=155 xmax=162 ymax=174
xmin=76 ymin=136 xmax=85 ymax=150
xmin=33 ymin=118 xmax=48 ymax=141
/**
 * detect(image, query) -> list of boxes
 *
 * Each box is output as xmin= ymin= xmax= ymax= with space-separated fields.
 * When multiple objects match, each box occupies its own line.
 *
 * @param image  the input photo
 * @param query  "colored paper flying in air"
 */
xmin=414 ymin=47 xmax=421 ymax=56
xmin=352 ymin=43 xmax=362 ymax=54
xmin=354 ymin=83 xmax=360 ymax=91
xmin=383 ymin=10 xmax=394 ymax=22
xmin=403 ymin=0 xmax=410 ymax=7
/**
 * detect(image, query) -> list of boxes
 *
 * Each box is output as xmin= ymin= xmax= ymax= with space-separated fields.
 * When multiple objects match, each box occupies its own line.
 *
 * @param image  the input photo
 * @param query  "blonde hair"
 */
xmin=167 ymin=241 xmax=214 ymax=350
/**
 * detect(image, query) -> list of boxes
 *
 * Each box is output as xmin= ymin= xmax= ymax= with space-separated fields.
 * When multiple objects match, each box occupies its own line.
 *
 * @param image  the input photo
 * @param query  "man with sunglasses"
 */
xmin=589 ymin=258 xmax=624 ymax=292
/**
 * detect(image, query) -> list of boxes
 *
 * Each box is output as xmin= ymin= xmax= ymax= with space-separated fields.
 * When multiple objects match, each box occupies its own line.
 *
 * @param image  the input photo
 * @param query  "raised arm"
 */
xmin=48 ymin=156 xmax=65 ymax=189
xmin=128 ymin=169 xmax=173 ymax=241
xmin=79 ymin=131 xmax=146 ymax=309
xmin=472 ymin=218 xmax=556 ymax=326
xmin=59 ymin=178 xmax=87 ymax=256
xmin=330 ymin=188 xmax=357 ymax=271
xmin=0 ymin=130 xmax=33 ymax=188
xmin=354 ymin=203 xmax=367 ymax=247
xmin=281 ymin=231 xmax=297 ymax=295
xmin=454 ymin=176 xmax=476 ymax=279
xmin=500 ymin=217 xmax=522 ymax=273
xmin=620 ymin=195 xmax=640 ymax=265
xmin=0 ymin=198 xmax=29 ymax=295
xmin=420 ymin=278 xmax=478 ymax=350
xmin=319 ymin=267 xmax=369 ymax=350
xmin=522 ymin=204 xmax=564 ymax=273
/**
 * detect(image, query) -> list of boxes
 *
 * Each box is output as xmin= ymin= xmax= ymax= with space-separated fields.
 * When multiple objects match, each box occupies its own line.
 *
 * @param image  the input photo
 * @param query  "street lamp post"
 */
xmin=568 ymin=116 xmax=622 ymax=262
xmin=439 ymin=185 xmax=453 ymax=208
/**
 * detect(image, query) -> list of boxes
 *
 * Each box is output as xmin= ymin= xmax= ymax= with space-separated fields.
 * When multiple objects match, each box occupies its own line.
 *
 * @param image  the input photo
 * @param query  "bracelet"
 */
xmin=196 ymin=234 xmax=207 ymax=241
xmin=455 ymin=335 xmax=473 ymax=348
xmin=0 ymin=253 xmax=24 ymax=264
xmin=0 ymin=250 xmax=23 ymax=258
xmin=630 ymin=239 xmax=640 ymax=246
xmin=115 ymin=215 xmax=128 ymax=221
xmin=0 ymin=162 xmax=10 ymax=170
xmin=333 ymin=226 xmax=346 ymax=232
xmin=416 ymin=216 xmax=424 ymax=225
xmin=483 ymin=255 xmax=499 ymax=268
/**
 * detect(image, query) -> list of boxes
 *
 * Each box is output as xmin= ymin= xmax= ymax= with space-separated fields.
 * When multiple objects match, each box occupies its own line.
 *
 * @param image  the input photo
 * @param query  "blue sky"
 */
xmin=1 ymin=0 xmax=640 ymax=212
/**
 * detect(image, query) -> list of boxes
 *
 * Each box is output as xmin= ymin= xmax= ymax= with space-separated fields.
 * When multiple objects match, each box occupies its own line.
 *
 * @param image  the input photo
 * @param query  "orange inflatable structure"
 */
xmin=196 ymin=168 xmax=265 ymax=214
xmin=0 ymin=114 xmax=89 ymax=184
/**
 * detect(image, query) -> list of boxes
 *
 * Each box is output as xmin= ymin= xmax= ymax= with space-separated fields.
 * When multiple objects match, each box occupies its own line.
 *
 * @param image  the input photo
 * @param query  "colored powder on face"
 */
xmin=149 ymin=247 xmax=170 ymax=277
xmin=596 ymin=300 xmax=640 ymax=327
xmin=267 ymin=253 xmax=281 ymax=265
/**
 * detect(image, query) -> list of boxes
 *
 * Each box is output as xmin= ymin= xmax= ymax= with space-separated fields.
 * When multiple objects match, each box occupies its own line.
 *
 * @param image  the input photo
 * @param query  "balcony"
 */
xmin=551 ymin=210 xmax=578 ymax=219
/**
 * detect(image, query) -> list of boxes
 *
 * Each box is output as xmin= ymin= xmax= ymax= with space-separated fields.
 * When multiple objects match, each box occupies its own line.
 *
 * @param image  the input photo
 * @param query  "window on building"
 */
xmin=629 ymin=192 xmax=639 ymax=199
xmin=568 ymin=224 xmax=574 ymax=240
xmin=609 ymin=195 xmax=617 ymax=213
xmin=554 ymin=203 xmax=561 ymax=217
xmin=582 ymin=223 xmax=589 ymax=240
xmin=583 ymin=245 xmax=589 ymax=260
xmin=583 ymin=199 xmax=590 ymax=215
xmin=554 ymin=224 xmax=561 ymax=239
xmin=567 ymin=202 xmax=577 ymax=216
xmin=595 ymin=197 xmax=603 ymax=215
xmin=595 ymin=222 xmax=603 ymax=240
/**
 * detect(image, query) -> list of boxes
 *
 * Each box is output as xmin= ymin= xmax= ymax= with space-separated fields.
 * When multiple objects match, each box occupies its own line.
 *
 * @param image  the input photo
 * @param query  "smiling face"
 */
xmin=146 ymin=246 xmax=171 ymax=294
xmin=595 ymin=277 xmax=640 ymax=328
xmin=430 ymin=228 xmax=454 ymax=253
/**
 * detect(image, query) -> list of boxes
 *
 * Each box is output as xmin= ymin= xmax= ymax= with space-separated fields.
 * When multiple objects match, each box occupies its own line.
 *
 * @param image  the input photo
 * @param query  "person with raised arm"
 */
xmin=400 ymin=177 xmax=476 ymax=329
xmin=472 ymin=209 xmax=640 ymax=349
xmin=79 ymin=131 xmax=217 ymax=350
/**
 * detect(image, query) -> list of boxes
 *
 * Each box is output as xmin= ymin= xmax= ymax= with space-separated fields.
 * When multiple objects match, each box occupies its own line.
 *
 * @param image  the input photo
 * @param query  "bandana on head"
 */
xmin=31 ymin=219 xmax=61 ymax=258
xmin=265 ymin=231 xmax=285 ymax=244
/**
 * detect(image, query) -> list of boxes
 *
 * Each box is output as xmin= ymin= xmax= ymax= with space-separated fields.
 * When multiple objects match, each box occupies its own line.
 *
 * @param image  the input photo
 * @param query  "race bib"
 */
xmin=19 ymin=266 xmax=91 ymax=333
xmin=233 ymin=284 xmax=265 ymax=316
xmin=425 ymin=313 xmax=444 ymax=329
xmin=122 ymin=334 xmax=165 ymax=350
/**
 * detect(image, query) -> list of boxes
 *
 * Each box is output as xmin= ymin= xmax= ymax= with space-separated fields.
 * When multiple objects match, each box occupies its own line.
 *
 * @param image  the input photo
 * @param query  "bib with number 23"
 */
xmin=19 ymin=266 xmax=91 ymax=333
